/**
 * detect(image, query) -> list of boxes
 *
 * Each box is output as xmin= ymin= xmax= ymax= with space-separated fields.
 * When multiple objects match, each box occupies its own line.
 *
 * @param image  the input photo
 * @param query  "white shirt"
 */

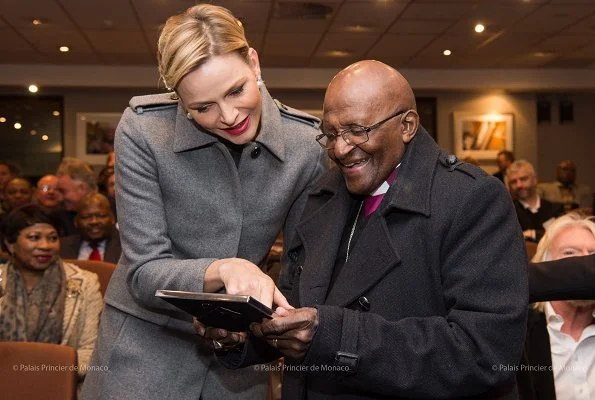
xmin=545 ymin=302 xmax=595 ymax=400
xmin=77 ymin=240 xmax=107 ymax=261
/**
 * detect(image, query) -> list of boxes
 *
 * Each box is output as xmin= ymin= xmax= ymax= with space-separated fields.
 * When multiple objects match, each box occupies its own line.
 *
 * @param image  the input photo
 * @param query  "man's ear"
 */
xmin=4 ymin=240 xmax=14 ymax=255
xmin=401 ymin=110 xmax=419 ymax=144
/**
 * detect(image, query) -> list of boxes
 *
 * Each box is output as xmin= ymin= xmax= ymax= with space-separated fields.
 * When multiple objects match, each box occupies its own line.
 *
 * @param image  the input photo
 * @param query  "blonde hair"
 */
xmin=157 ymin=4 xmax=250 ymax=90
xmin=56 ymin=157 xmax=98 ymax=192
xmin=531 ymin=212 xmax=595 ymax=311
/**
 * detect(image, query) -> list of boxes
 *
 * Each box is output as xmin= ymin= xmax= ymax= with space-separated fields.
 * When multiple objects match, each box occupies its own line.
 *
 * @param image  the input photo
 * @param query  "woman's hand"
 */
xmin=204 ymin=258 xmax=292 ymax=309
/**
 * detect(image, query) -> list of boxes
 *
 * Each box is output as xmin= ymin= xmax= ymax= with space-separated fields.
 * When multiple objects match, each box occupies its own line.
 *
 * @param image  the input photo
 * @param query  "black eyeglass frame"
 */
xmin=316 ymin=109 xmax=409 ymax=149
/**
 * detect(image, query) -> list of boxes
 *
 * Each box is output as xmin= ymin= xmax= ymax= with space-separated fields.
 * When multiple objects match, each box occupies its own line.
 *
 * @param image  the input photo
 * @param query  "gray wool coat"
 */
xmin=81 ymin=86 xmax=327 ymax=400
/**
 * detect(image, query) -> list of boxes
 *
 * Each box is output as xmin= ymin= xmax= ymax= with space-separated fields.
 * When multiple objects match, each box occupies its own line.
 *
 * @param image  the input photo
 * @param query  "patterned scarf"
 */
xmin=0 ymin=259 xmax=66 ymax=343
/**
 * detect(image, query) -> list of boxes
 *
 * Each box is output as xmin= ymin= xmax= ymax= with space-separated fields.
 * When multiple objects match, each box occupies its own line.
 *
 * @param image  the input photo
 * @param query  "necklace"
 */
xmin=345 ymin=201 xmax=363 ymax=263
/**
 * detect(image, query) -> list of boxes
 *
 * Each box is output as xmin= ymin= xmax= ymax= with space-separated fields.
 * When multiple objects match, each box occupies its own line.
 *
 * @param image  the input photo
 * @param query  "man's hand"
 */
xmin=193 ymin=319 xmax=247 ymax=350
xmin=250 ymin=307 xmax=319 ymax=359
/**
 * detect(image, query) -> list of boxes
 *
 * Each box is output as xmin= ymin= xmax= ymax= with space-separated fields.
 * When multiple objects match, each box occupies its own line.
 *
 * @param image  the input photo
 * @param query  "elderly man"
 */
xmin=508 ymin=160 xmax=563 ymax=242
xmin=214 ymin=61 xmax=528 ymax=399
xmin=60 ymin=193 xmax=121 ymax=264
xmin=56 ymin=157 xmax=98 ymax=236
xmin=538 ymin=160 xmax=592 ymax=212
xmin=35 ymin=174 xmax=64 ymax=209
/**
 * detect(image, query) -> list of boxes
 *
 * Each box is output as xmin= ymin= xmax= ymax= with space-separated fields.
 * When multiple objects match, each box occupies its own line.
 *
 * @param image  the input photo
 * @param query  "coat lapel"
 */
xmin=324 ymin=213 xmax=401 ymax=307
xmin=295 ymin=172 xmax=354 ymax=307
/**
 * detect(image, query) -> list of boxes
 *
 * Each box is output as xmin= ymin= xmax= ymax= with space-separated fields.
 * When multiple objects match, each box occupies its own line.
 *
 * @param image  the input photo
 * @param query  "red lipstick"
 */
xmin=224 ymin=116 xmax=250 ymax=136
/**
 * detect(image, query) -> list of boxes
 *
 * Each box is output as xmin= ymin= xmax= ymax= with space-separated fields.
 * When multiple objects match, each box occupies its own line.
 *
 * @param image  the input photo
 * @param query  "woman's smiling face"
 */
xmin=177 ymin=49 xmax=262 ymax=145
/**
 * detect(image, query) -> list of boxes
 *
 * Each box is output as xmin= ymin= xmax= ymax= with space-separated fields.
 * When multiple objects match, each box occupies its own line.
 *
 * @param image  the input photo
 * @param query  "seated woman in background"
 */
xmin=0 ymin=204 xmax=103 ymax=384
xmin=520 ymin=212 xmax=595 ymax=400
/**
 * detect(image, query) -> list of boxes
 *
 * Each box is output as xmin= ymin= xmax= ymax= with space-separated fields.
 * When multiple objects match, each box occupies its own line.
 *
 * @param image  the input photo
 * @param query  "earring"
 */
xmin=256 ymin=76 xmax=264 ymax=86
xmin=186 ymin=112 xmax=192 ymax=120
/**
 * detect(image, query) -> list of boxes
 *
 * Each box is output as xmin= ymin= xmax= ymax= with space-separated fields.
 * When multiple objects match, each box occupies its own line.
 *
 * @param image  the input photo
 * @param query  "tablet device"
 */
xmin=155 ymin=290 xmax=273 ymax=331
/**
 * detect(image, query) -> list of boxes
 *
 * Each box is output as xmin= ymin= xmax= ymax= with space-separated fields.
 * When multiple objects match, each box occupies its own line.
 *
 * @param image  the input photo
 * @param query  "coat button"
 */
xmin=447 ymin=154 xmax=457 ymax=165
xmin=251 ymin=145 xmax=261 ymax=159
xmin=296 ymin=265 xmax=303 ymax=274
xmin=357 ymin=296 xmax=370 ymax=311
xmin=288 ymin=250 xmax=298 ymax=262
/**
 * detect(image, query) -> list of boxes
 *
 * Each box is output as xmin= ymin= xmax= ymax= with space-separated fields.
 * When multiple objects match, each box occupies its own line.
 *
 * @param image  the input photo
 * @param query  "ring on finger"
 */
xmin=213 ymin=340 xmax=224 ymax=350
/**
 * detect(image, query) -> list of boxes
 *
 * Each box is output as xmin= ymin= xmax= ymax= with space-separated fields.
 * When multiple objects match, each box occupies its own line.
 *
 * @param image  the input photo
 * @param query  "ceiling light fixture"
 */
xmin=0 ymin=117 xmax=6 ymax=123
xmin=32 ymin=19 xmax=43 ymax=25
xmin=42 ymin=135 xmax=49 ymax=141
xmin=344 ymin=25 xmax=372 ymax=33
xmin=326 ymin=50 xmax=352 ymax=57
xmin=474 ymin=24 xmax=485 ymax=33
xmin=443 ymin=49 xmax=452 ymax=56
xmin=59 ymin=46 xmax=70 ymax=52
xmin=30 ymin=130 xmax=37 ymax=135
xmin=14 ymin=122 xmax=22 ymax=130
xmin=28 ymin=84 xmax=39 ymax=93
xmin=52 ymin=111 xmax=60 ymax=116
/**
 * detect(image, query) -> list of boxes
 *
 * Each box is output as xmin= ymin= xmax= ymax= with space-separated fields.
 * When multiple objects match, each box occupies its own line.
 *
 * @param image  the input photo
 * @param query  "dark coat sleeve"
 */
xmin=528 ymin=254 xmax=595 ymax=303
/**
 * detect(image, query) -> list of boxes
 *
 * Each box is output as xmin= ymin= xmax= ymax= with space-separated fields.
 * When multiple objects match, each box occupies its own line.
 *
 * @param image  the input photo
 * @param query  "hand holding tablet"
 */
xmin=155 ymin=290 xmax=273 ymax=331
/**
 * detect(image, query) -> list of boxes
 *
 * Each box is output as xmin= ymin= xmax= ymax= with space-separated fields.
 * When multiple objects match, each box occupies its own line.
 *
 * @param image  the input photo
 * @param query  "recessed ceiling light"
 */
xmin=326 ymin=50 xmax=352 ymax=57
xmin=52 ymin=111 xmax=61 ymax=116
xmin=443 ymin=49 xmax=452 ymax=56
xmin=14 ymin=122 xmax=22 ymax=130
xmin=474 ymin=24 xmax=485 ymax=33
xmin=344 ymin=25 xmax=372 ymax=33
xmin=534 ymin=51 xmax=555 ymax=57
xmin=59 ymin=46 xmax=70 ymax=53
xmin=28 ymin=84 xmax=39 ymax=93
xmin=32 ymin=19 xmax=43 ymax=26
xmin=30 ymin=130 xmax=37 ymax=135
xmin=0 ymin=117 xmax=6 ymax=123
xmin=42 ymin=135 xmax=49 ymax=141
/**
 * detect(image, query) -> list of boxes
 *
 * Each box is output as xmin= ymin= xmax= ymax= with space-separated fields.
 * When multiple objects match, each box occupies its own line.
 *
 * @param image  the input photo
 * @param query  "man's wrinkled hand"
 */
xmin=250 ymin=307 xmax=318 ymax=359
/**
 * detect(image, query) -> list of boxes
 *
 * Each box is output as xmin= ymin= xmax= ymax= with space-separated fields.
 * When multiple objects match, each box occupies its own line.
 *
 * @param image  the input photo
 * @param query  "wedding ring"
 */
xmin=212 ymin=340 xmax=224 ymax=350
xmin=272 ymin=339 xmax=278 ymax=348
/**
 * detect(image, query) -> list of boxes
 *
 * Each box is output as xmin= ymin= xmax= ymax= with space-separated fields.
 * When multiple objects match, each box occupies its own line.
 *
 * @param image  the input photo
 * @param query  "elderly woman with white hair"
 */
xmin=519 ymin=212 xmax=595 ymax=400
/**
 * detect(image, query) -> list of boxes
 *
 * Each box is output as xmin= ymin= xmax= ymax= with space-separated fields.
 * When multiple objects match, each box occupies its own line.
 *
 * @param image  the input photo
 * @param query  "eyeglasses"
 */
xmin=316 ymin=109 xmax=408 ymax=150
xmin=38 ymin=185 xmax=58 ymax=192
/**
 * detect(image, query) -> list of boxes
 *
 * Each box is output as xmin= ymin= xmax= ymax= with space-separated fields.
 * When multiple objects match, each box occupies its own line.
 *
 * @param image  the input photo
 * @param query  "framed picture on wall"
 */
xmin=75 ymin=112 xmax=122 ymax=165
xmin=453 ymin=112 xmax=514 ymax=160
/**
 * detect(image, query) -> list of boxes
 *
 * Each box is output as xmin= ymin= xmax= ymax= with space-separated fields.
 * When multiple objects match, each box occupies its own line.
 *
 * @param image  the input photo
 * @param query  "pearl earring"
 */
xmin=256 ymin=76 xmax=264 ymax=86
xmin=186 ymin=112 xmax=192 ymax=120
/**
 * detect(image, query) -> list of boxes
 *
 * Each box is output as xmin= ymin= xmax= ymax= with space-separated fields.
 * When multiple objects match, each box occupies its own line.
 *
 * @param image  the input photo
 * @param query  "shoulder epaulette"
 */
xmin=130 ymin=92 xmax=179 ymax=114
xmin=274 ymin=99 xmax=320 ymax=128
xmin=438 ymin=151 xmax=480 ymax=178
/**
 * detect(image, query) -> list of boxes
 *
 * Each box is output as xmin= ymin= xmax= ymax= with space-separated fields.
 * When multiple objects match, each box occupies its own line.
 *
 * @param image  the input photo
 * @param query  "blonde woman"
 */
xmin=82 ymin=4 xmax=326 ymax=400
xmin=520 ymin=212 xmax=595 ymax=400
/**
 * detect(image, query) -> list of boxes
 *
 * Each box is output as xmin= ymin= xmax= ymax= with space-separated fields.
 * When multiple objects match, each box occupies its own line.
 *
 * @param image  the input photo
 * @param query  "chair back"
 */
xmin=0 ymin=341 xmax=77 ymax=400
xmin=64 ymin=259 xmax=116 ymax=297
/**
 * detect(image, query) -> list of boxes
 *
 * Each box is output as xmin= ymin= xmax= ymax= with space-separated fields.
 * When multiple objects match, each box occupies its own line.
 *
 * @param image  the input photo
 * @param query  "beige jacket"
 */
xmin=0 ymin=261 xmax=103 ymax=378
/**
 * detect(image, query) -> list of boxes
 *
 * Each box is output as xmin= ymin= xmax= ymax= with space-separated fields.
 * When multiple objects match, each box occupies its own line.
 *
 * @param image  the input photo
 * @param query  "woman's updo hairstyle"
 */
xmin=157 ymin=4 xmax=250 ymax=90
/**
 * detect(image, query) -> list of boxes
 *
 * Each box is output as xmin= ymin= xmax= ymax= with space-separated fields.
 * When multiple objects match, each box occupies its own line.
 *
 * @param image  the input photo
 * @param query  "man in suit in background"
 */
xmin=508 ymin=160 xmax=564 ymax=242
xmin=60 ymin=192 xmax=121 ymax=264
xmin=538 ymin=159 xmax=593 ymax=212
xmin=493 ymin=150 xmax=515 ymax=183
xmin=55 ymin=157 xmax=98 ymax=236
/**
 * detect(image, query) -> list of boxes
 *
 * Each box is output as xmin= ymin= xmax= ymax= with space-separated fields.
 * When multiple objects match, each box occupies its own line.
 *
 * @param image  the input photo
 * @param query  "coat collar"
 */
xmin=173 ymin=85 xmax=286 ymax=161
xmin=296 ymin=127 xmax=440 ymax=307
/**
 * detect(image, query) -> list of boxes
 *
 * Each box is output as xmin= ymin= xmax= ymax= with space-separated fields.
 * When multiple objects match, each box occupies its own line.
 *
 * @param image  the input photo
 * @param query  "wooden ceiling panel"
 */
xmin=263 ymin=33 xmax=322 ymax=57
xmin=316 ymin=33 xmax=377 ymax=57
xmin=58 ymin=0 xmax=139 ymax=30
xmin=329 ymin=1 xmax=407 ymax=33
xmin=511 ymin=4 xmax=595 ymax=33
xmin=399 ymin=3 xmax=471 ymax=21
xmin=367 ymin=33 xmax=436 ymax=59
xmin=85 ymin=30 xmax=152 ymax=54
xmin=390 ymin=20 xmax=453 ymax=34
xmin=0 ymin=0 xmax=73 ymax=28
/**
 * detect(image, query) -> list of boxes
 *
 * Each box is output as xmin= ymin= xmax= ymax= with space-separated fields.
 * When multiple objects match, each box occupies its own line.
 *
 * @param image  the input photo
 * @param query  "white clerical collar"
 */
xmin=370 ymin=163 xmax=401 ymax=197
